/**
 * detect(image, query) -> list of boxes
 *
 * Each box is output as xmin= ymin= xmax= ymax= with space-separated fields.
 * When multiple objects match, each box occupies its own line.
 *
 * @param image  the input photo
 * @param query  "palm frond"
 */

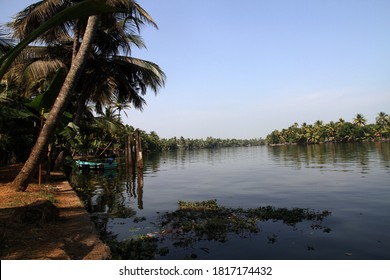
xmin=0 ymin=27 xmax=14 ymax=55
xmin=107 ymin=0 xmax=158 ymax=30
xmin=10 ymin=0 xmax=73 ymax=43
xmin=6 ymin=55 xmax=65 ymax=97
xmin=117 ymin=56 xmax=166 ymax=93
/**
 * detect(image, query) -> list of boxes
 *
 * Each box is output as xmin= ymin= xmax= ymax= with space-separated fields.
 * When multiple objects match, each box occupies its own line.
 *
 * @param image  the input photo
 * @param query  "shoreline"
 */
xmin=0 ymin=165 xmax=111 ymax=260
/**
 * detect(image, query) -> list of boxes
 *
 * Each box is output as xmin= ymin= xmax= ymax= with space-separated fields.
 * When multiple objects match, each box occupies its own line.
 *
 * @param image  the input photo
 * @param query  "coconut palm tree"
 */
xmin=8 ymin=0 xmax=164 ymax=119
xmin=10 ymin=0 xmax=164 ymax=191
xmin=375 ymin=112 xmax=389 ymax=139
xmin=12 ymin=15 xmax=100 ymax=191
xmin=325 ymin=121 xmax=336 ymax=142
xmin=77 ymin=105 xmax=125 ymax=157
xmin=353 ymin=113 xmax=367 ymax=127
xmin=376 ymin=112 xmax=388 ymax=126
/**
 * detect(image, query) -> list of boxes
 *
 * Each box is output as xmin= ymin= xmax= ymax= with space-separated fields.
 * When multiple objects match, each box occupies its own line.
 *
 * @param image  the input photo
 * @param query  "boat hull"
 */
xmin=76 ymin=160 xmax=118 ymax=170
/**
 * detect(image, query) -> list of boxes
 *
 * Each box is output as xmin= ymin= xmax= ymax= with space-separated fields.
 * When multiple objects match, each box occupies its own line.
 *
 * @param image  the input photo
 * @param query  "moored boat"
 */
xmin=75 ymin=160 xmax=118 ymax=170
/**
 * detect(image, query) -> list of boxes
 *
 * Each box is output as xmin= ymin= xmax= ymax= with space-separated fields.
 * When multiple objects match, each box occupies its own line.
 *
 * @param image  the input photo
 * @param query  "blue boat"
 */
xmin=75 ymin=160 xmax=118 ymax=170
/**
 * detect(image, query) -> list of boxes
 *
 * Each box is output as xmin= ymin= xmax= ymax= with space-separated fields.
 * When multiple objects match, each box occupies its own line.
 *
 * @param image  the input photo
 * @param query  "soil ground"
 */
xmin=0 ymin=164 xmax=111 ymax=260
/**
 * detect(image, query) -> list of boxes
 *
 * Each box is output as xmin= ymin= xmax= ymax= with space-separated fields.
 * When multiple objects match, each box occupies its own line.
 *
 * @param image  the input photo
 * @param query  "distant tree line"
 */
xmin=265 ymin=112 xmax=390 ymax=145
xmin=140 ymin=132 xmax=265 ymax=152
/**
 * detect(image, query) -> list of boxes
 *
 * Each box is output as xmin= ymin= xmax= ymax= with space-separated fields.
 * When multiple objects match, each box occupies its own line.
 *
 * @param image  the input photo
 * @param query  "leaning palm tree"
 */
xmin=10 ymin=0 xmax=165 ymax=191
xmin=8 ymin=0 xmax=163 ymax=113
xmin=7 ymin=1 xmax=165 ymax=174
xmin=12 ymin=14 xmax=100 ymax=191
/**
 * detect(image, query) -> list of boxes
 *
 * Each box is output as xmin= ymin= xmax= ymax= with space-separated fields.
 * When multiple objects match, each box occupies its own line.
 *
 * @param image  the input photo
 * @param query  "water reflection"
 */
xmin=71 ymin=166 xmax=145 ymax=217
xmin=267 ymin=142 xmax=390 ymax=174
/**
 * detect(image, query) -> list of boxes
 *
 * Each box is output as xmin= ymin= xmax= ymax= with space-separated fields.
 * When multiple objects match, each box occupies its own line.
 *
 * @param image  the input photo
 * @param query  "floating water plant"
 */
xmin=157 ymin=200 xmax=331 ymax=248
xmin=103 ymin=200 xmax=331 ymax=259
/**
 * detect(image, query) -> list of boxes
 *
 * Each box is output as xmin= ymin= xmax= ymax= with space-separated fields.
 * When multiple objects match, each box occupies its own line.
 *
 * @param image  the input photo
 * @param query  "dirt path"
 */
xmin=0 ymin=164 xmax=111 ymax=260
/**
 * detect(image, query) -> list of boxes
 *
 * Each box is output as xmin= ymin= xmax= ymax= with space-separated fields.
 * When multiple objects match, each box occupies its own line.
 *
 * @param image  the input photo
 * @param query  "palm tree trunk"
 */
xmin=54 ymin=26 xmax=84 ymax=172
xmin=12 ymin=15 xmax=100 ymax=191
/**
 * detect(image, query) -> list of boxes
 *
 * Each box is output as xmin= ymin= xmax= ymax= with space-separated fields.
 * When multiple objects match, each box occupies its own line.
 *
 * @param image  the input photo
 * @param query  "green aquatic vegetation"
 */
xmin=158 ymin=200 xmax=331 ymax=248
xmin=109 ymin=236 xmax=169 ymax=260
xmin=102 ymin=200 xmax=332 ymax=259
xmin=267 ymin=234 xmax=278 ymax=244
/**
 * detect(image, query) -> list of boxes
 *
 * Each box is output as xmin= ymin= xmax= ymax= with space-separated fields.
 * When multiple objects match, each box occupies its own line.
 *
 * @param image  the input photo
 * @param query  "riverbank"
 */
xmin=0 ymin=164 xmax=111 ymax=260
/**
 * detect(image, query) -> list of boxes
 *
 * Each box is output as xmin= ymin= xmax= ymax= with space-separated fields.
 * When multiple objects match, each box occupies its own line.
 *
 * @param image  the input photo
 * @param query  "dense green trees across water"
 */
xmin=265 ymin=113 xmax=390 ymax=145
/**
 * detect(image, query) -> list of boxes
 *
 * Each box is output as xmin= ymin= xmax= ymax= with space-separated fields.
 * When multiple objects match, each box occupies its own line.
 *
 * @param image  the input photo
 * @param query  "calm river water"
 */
xmin=71 ymin=142 xmax=390 ymax=259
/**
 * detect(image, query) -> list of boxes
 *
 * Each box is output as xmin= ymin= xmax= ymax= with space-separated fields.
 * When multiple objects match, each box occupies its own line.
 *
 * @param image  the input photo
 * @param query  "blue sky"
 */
xmin=1 ymin=0 xmax=390 ymax=139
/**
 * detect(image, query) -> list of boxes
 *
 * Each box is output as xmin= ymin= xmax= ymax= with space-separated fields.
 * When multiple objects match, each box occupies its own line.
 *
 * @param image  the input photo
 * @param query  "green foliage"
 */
xmin=0 ymin=0 xmax=120 ymax=79
xmin=26 ymin=68 xmax=67 ymax=115
xmin=0 ymin=90 xmax=36 ymax=165
xmin=159 ymin=200 xmax=331 ymax=247
xmin=1 ymin=0 xmax=165 ymax=176
xmin=108 ymin=236 xmax=169 ymax=260
xmin=266 ymin=112 xmax=390 ymax=145
xmin=101 ymin=200 xmax=331 ymax=259
xmin=155 ymin=136 xmax=265 ymax=151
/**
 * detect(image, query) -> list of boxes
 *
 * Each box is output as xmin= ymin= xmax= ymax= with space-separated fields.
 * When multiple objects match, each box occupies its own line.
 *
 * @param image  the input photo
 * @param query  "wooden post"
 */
xmin=125 ymin=134 xmax=133 ymax=169
xmin=135 ymin=129 xmax=143 ymax=169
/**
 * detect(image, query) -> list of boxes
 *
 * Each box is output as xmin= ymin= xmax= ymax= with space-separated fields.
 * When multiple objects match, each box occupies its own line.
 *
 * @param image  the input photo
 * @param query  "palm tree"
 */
xmin=6 ymin=1 xmax=164 ymax=171
xmin=325 ymin=121 xmax=336 ymax=142
xmin=375 ymin=112 xmax=389 ymax=139
xmin=11 ymin=0 xmax=164 ymax=191
xmin=8 ymin=0 xmax=164 ymax=122
xmin=353 ymin=113 xmax=367 ymax=127
xmin=352 ymin=113 xmax=367 ymax=141
xmin=12 ymin=15 xmax=100 ymax=191
xmin=376 ymin=112 xmax=388 ymax=126
xmin=89 ymin=106 xmax=125 ymax=157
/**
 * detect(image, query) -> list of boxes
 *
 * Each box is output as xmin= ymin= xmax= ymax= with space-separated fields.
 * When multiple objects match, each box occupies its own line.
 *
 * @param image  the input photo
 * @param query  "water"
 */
xmin=71 ymin=142 xmax=390 ymax=259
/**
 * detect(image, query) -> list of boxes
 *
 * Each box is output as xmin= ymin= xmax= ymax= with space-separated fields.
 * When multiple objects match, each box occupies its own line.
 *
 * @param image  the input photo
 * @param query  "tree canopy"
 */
xmin=265 ymin=113 xmax=390 ymax=145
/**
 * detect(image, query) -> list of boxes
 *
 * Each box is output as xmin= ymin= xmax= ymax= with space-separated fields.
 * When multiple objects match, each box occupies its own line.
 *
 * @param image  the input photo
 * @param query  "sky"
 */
xmin=1 ymin=0 xmax=390 ymax=139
